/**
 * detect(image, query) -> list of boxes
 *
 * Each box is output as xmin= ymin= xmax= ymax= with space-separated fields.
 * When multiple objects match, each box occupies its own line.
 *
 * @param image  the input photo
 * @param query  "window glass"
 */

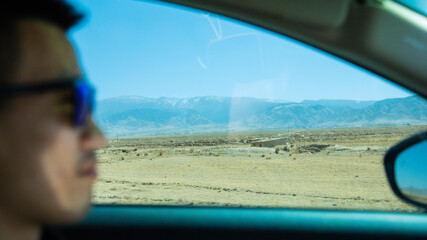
xmin=394 ymin=0 xmax=427 ymax=17
xmin=69 ymin=0 xmax=427 ymax=211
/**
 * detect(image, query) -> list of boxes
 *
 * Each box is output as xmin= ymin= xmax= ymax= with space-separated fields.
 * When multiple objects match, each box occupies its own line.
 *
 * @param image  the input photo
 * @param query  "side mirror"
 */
xmin=384 ymin=131 xmax=427 ymax=208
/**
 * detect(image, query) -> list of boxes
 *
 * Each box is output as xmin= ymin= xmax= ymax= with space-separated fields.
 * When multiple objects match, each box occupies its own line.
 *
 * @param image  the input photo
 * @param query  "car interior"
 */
xmin=58 ymin=0 xmax=427 ymax=239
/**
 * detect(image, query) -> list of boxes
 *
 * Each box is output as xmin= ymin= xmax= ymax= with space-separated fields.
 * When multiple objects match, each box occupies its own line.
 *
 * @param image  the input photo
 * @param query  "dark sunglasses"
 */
xmin=0 ymin=78 xmax=95 ymax=127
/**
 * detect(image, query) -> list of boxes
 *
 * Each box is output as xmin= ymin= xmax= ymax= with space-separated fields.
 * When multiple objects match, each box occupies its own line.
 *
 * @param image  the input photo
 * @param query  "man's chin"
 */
xmin=45 ymin=197 xmax=93 ymax=225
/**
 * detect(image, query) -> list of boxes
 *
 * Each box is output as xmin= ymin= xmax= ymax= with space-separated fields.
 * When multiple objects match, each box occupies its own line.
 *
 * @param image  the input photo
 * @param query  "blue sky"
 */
xmin=68 ymin=0 xmax=412 ymax=102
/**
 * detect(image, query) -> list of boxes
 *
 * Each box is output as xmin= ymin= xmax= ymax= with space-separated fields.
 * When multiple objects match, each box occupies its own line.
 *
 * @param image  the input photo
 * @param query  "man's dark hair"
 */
xmin=0 ymin=0 xmax=84 ymax=84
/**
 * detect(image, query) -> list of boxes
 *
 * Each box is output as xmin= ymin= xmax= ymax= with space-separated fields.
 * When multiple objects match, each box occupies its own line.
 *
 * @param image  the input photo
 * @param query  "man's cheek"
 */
xmin=41 ymin=128 xmax=80 ymax=201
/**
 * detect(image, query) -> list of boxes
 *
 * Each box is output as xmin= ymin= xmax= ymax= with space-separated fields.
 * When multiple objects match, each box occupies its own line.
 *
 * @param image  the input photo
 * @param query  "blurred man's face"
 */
xmin=0 ymin=20 xmax=106 ymax=224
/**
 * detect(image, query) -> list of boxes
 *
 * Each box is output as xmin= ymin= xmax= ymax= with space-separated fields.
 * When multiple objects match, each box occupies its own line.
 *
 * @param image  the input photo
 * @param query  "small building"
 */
xmin=250 ymin=138 xmax=287 ymax=147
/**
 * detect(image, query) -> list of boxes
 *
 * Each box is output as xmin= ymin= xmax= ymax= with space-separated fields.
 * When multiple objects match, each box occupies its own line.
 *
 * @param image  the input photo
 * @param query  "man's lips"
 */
xmin=78 ymin=152 xmax=98 ymax=178
xmin=79 ymin=160 xmax=98 ymax=178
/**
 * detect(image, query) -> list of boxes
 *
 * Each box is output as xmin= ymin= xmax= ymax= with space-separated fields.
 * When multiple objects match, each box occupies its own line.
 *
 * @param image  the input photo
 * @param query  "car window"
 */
xmin=69 ymin=0 xmax=427 ymax=212
xmin=394 ymin=0 xmax=427 ymax=17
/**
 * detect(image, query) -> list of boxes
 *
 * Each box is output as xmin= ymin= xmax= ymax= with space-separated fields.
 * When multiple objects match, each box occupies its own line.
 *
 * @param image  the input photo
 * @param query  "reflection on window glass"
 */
xmin=394 ymin=0 xmax=427 ymax=17
xmin=69 ymin=0 xmax=427 ymax=211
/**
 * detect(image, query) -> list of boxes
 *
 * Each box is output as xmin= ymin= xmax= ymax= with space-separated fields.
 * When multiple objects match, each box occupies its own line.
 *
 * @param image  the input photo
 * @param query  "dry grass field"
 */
xmin=93 ymin=125 xmax=426 ymax=212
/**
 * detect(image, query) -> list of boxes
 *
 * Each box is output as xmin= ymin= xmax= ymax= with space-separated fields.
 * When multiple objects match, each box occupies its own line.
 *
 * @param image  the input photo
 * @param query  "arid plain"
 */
xmin=93 ymin=125 xmax=426 ymax=212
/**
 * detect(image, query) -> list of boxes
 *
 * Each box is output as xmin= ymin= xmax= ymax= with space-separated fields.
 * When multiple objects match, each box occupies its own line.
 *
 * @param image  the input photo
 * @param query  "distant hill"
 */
xmin=95 ymin=95 xmax=427 ymax=137
xmin=301 ymin=99 xmax=376 ymax=109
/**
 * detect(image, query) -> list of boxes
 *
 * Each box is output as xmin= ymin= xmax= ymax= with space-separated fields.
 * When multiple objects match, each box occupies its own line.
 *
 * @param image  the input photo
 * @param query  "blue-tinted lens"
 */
xmin=73 ymin=81 xmax=95 ymax=126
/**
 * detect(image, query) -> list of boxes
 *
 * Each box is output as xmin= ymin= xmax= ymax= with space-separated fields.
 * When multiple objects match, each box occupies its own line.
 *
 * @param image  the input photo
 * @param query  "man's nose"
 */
xmin=80 ymin=117 xmax=107 ymax=150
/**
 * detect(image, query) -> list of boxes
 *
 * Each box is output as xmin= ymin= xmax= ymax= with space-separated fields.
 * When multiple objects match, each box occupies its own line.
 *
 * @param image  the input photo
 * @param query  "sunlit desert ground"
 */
xmin=93 ymin=125 xmax=426 ymax=212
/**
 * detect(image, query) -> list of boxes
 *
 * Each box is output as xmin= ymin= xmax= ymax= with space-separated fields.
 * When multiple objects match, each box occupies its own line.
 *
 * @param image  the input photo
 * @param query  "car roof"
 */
xmin=159 ymin=0 xmax=427 ymax=98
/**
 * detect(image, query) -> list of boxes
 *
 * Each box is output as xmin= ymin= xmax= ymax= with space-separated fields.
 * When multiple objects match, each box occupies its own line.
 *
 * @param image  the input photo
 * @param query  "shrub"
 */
xmin=275 ymin=146 xmax=280 ymax=154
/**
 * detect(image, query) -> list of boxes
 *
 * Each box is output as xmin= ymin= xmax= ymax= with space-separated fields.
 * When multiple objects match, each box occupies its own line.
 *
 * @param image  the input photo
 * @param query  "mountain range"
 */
xmin=94 ymin=95 xmax=427 ymax=137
